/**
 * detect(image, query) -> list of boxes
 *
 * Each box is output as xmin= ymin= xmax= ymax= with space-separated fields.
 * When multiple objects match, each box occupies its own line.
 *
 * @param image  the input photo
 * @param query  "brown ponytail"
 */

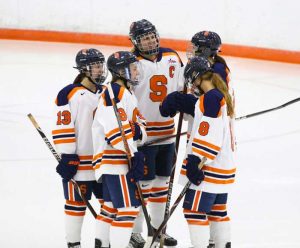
xmin=201 ymin=72 xmax=234 ymax=118
xmin=73 ymin=73 xmax=86 ymax=84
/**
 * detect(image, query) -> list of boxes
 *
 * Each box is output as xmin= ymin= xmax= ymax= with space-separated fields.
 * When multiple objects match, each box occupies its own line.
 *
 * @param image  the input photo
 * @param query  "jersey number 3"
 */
xmin=149 ymin=75 xmax=167 ymax=102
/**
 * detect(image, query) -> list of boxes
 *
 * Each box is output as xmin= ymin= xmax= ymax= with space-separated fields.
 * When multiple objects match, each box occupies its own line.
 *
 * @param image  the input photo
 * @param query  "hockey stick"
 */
xmin=106 ymin=83 xmax=154 ymax=240
xmin=144 ymin=131 xmax=188 ymax=146
xmin=148 ymin=157 xmax=207 ymax=248
xmin=235 ymin=96 xmax=300 ymax=121
xmin=145 ymin=96 xmax=300 ymax=147
xmin=27 ymin=113 xmax=98 ymax=218
xmin=158 ymin=86 xmax=187 ymax=248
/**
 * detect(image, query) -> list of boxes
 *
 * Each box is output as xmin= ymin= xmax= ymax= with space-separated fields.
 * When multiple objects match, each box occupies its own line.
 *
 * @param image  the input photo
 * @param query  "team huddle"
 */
xmin=52 ymin=19 xmax=236 ymax=248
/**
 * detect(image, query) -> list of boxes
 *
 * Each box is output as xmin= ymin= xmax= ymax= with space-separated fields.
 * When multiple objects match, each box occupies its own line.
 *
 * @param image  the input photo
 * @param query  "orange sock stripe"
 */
xmin=65 ymin=210 xmax=85 ymax=216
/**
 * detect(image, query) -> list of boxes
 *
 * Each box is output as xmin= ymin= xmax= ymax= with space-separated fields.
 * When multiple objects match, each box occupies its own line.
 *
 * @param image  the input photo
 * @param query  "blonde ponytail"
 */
xmin=201 ymin=72 xmax=234 ymax=118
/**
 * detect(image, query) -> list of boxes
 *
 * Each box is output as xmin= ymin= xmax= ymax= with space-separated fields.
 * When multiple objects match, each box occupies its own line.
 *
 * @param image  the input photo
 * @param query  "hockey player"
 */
xmin=128 ymin=19 xmax=184 ymax=247
xmin=92 ymin=51 xmax=148 ymax=248
xmin=160 ymin=56 xmax=235 ymax=248
xmin=52 ymin=48 xmax=108 ymax=248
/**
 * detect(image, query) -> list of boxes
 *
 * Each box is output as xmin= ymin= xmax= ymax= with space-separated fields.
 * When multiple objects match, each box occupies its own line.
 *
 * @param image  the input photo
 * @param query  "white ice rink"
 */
xmin=0 ymin=40 xmax=300 ymax=248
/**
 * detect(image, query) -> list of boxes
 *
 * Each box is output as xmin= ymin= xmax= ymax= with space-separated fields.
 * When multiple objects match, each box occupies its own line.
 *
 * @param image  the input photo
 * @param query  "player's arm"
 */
xmin=52 ymin=88 xmax=80 ymax=182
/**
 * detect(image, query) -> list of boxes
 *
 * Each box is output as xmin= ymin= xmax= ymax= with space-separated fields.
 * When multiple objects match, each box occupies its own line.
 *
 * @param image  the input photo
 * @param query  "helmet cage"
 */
xmin=85 ymin=62 xmax=108 ymax=85
xmin=132 ymin=31 xmax=160 ymax=56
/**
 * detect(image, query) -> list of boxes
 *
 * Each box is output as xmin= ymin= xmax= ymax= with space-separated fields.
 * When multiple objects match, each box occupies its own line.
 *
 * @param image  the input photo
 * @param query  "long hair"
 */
xmin=214 ymin=54 xmax=230 ymax=72
xmin=201 ymin=71 xmax=234 ymax=118
xmin=73 ymin=73 xmax=86 ymax=84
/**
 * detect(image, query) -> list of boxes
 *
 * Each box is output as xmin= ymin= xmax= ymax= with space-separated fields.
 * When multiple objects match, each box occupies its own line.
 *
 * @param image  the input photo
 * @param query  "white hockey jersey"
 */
xmin=178 ymin=89 xmax=236 ymax=193
xmin=52 ymin=83 xmax=103 ymax=181
xmin=132 ymin=47 xmax=184 ymax=145
xmin=92 ymin=82 xmax=147 ymax=181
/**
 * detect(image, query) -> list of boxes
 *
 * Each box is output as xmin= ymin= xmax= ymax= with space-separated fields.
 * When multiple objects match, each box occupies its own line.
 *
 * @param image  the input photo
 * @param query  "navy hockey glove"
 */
xmin=56 ymin=154 xmax=80 ymax=182
xmin=186 ymin=154 xmax=204 ymax=186
xmin=160 ymin=91 xmax=198 ymax=117
xmin=129 ymin=121 xmax=142 ymax=141
xmin=159 ymin=92 xmax=177 ymax=117
xmin=127 ymin=152 xmax=146 ymax=183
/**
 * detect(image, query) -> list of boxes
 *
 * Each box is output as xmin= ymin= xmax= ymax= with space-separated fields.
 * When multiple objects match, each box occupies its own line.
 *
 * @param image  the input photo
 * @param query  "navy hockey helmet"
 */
xmin=107 ymin=51 xmax=141 ymax=86
xmin=184 ymin=56 xmax=213 ymax=95
xmin=129 ymin=19 xmax=160 ymax=56
xmin=75 ymin=48 xmax=107 ymax=85
xmin=190 ymin=31 xmax=222 ymax=58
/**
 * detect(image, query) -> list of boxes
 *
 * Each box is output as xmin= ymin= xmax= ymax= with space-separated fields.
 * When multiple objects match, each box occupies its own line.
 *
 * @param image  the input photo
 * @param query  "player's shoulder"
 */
xmin=102 ymin=82 xmax=128 ymax=106
xmin=199 ymin=89 xmax=225 ymax=117
xmin=159 ymin=47 xmax=183 ymax=66
xmin=55 ymin=84 xmax=86 ymax=106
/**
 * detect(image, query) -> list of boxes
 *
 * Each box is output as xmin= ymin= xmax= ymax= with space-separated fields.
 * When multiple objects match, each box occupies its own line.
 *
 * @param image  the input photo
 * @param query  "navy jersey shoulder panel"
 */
xmin=103 ymin=82 xmax=123 ymax=106
xmin=157 ymin=47 xmax=184 ymax=66
xmin=56 ymin=84 xmax=80 ymax=106
xmin=213 ymin=62 xmax=228 ymax=85
xmin=203 ymin=89 xmax=224 ymax=118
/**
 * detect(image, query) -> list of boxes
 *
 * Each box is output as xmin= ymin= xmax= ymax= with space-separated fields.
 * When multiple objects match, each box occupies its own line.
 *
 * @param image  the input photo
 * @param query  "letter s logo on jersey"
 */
xmin=169 ymin=66 xmax=175 ymax=78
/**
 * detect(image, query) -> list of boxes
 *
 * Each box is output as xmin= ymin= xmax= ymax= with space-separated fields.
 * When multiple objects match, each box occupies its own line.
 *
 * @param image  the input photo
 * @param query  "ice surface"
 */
xmin=0 ymin=40 xmax=300 ymax=247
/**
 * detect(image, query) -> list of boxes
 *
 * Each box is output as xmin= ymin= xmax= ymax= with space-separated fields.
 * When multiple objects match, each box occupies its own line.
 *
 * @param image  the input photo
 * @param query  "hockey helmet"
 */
xmin=187 ymin=31 xmax=222 ymax=58
xmin=184 ymin=56 xmax=213 ymax=95
xmin=129 ymin=19 xmax=160 ymax=56
xmin=107 ymin=51 xmax=141 ymax=86
xmin=75 ymin=48 xmax=108 ymax=85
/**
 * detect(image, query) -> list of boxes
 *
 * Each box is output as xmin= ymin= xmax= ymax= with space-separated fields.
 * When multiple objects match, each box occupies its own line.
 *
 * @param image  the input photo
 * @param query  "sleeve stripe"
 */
xmin=53 ymin=134 xmax=75 ymax=139
xmin=192 ymin=147 xmax=215 ymax=160
xmin=106 ymin=124 xmax=131 ymax=138
xmin=192 ymin=143 xmax=218 ymax=156
xmin=53 ymin=138 xmax=76 ymax=144
xmin=52 ymin=128 xmax=75 ymax=135
xmin=193 ymin=138 xmax=221 ymax=151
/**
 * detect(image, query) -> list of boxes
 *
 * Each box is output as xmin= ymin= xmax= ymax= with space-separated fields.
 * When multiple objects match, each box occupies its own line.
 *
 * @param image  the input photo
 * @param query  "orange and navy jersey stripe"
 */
xmin=146 ymin=120 xmax=175 ymax=137
xmin=78 ymin=155 xmax=93 ymax=171
xmin=64 ymin=200 xmax=86 ymax=217
xmin=183 ymin=209 xmax=209 ymax=226
xmin=180 ymin=159 xmax=235 ymax=185
xmin=149 ymin=186 xmax=169 ymax=203
xmin=93 ymin=150 xmax=128 ymax=170
xmin=52 ymin=128 xmax=76 ymax=145
xmin=207 ymin=204 xmax=230 ymax=222
xmin=180 ymin=159 xmax=187 ymax=176
xmin=111 ymin=209 xmax=139 ymax=228
xmin=192 ymin=137 xmax=221 ymax=161
xmin=105 ymin=124 xmax=133 ymax=146
xmin=202 ymin=165 xmax=236 ymax=185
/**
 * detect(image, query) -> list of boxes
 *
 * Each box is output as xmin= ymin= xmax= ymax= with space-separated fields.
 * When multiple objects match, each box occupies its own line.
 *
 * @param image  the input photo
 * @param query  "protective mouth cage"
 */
xmin=87 ymin=61 xmax=108 ymax=85
xmin=135 ymin=32 xmax=160 ymax=56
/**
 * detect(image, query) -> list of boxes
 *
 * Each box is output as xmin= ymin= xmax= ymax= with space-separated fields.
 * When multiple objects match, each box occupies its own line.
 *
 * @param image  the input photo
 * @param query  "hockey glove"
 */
xmin=129 ymin=121 xmax=142 ymax=141
xmin=56 ymin=154 xmax=80 ymax=182
xmin=160 ymin=91 xmax=198 ymax=117
xmin=186 ymin=154 xmax=204 ymax=186
xmin=127 ymin=152 xmax=146 ymax=183
xmin=159 ymin=92 xmax=177 ymax=117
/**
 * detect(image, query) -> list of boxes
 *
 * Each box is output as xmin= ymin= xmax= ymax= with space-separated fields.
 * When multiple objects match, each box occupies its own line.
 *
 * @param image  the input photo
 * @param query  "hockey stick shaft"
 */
xmin=149 ymin=157 xmax=207 ymax=247
xmin=159 ymin=86 xmax=187 ymax=247
xmin=27 ymin=113 xmax=98 ymax=218
xmin=235 ymin=97 xmax=300 ymax=121
xmin=144 ymin=131 xmax=188 ymax=146
xmin=106 ymin=84 xmax=154 ymax=238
